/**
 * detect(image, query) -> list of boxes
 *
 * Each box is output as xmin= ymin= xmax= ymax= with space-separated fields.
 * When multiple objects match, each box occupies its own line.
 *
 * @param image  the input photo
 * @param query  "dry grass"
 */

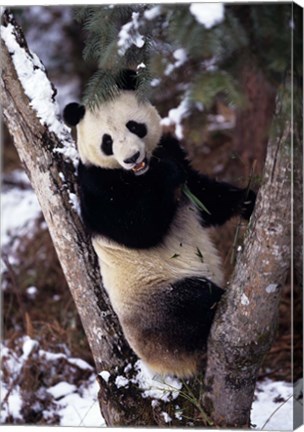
xmin=2 ymin=221 xmax=93 ymax=365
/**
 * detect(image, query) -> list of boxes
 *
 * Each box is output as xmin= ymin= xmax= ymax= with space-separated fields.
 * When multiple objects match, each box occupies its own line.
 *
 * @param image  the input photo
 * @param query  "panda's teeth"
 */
xmin=132 ymin=161 xmax=146 ymax=173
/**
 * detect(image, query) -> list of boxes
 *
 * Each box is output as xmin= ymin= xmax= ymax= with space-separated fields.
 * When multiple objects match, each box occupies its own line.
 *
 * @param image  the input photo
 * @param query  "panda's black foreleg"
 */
xmin=186 ymin=170 xmax=256 ymax=227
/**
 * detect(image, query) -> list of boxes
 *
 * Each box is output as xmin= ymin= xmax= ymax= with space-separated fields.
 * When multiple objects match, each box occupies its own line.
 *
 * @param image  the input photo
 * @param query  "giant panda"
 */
xmin=63 ymin=70 xmax=256 ymax=378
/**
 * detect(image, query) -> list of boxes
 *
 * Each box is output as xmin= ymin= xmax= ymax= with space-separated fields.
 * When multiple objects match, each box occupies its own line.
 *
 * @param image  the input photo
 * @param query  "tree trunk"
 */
xmin=202 ymin=82 xmax=291 ymax=427
xmin=234 ymin=62 xmax=277 ymax=177
xmin=0 ymin=10 xmax=161 ymax=426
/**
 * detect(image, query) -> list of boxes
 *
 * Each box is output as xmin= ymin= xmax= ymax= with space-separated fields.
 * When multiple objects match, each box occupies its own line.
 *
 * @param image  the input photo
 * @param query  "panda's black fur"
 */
xmin=78 ymin=135 xmax=254 ymax=248
xmin=64 ymin=70 xmax=256 ymax=377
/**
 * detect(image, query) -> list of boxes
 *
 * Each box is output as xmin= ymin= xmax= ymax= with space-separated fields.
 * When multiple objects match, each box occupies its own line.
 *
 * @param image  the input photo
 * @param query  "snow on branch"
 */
xmin=117 ymin=11 xmax=145 ymax=56
xmin=1 ymin=11 xmax=77 ymax=163
xmin=189 ymin=3 xmax=225 ymax=29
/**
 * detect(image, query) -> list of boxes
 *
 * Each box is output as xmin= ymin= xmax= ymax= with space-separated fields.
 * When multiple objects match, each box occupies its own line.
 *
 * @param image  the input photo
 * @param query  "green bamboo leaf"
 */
xmin=182 ymin=184 xmax=211 ymax=215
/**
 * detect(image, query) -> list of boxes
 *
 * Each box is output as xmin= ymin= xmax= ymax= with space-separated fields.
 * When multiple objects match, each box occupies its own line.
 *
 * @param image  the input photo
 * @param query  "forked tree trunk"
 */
xmin=1 ymin=9 xmax=293 ymax=428
xmin=202 ymin=82 xmax=292 ymax=426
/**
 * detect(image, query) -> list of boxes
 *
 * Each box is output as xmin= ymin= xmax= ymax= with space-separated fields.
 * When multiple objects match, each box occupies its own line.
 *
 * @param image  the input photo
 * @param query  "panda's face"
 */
xmin=76 ymin=92 xmax=162 ymax=175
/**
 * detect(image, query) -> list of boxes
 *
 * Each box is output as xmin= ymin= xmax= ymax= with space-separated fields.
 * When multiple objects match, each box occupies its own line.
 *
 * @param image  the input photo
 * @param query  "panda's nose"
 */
xmin=123 ymin=151 xmax=140 ymax=164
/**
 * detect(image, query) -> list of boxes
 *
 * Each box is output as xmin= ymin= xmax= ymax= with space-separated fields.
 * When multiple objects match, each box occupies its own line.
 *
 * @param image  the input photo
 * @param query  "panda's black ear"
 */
xmin=116 ymin=69 xmax=138 ymax=91
xmin=63 ymin=102 xmax=85 ymax=126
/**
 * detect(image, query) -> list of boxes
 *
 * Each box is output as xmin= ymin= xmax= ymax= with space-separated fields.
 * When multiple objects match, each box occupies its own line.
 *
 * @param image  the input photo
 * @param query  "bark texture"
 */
xmin=202 ymin=87 xmax=291 ymax=427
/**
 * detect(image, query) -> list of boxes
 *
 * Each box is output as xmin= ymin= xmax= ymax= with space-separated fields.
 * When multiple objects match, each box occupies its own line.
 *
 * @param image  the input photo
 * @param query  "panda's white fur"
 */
xmin=92 ymin=204 xmax=223 ymax=377
xmin=93 ymin=203 xmax=223 ymax=311
xmin=77 ymin=92 xmax=162 ymax=171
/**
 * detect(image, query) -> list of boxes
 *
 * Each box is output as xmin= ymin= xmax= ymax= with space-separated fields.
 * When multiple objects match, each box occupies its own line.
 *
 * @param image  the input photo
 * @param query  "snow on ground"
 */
xmin=1 ymin=170 xmax=41 ymax=251
xmin=251 ymin=379 xmax=295 ymax=430
xmin=0 ymin=337 xmax=105 ymax=427
xmin=55 ymin=378 xmax=103 ymax=427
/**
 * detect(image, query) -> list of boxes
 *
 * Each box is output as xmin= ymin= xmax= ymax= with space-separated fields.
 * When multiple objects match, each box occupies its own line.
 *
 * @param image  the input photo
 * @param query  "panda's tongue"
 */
xmin=132 ymin=160 xmax=146 ymax=173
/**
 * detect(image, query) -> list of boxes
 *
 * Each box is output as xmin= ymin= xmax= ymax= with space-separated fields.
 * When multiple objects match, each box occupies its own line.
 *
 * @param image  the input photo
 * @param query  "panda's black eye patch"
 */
xmin=126 ymin=121 xmax=147 ymax=138
xmin=101 ymin=134 xmax=113 ymax=156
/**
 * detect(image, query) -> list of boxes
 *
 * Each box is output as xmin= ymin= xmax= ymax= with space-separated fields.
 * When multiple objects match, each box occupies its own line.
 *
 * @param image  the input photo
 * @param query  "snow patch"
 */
xmin=266 ymin=283 xmax=278 ymax=294
xmin=68 ymin=358 xmax=93 ymax=371
xmin=137 ymin=62 xmax=146 ymax=70
xmin=175 ymin=405 xmax=183 ymax=420
xmin=124 ymin=363 xmax=132 ymax=373
xmin=151 ymin=399 xmax=159 ymax=408
xmin=118 ymin=12 xmax=145 ymax=56
xmin=1 ymin=338 xmax=104 ymax=427
xmin=68 ymin=192 xmax=80 ymax=215
xmin=26 ymin=285 xmax=38 ymax=299
xmin=115 ymin=375 xmax=129 ymax=388
xmin=161 ymin=411 xmax=172 ymax=423
xmin=2 ymin=19 xmax=78 ymax=168
xmin=54 ymin=144 xmax=79 ymax=166
xmin=1 ymin=390 xmax=23 ymax=422
xmin=56 ymin=379 xmax=103 ymax=427
xmin=165 ymin=48 xmax=188 ymax=75
xmin=48 ymin=382 xmax=77 ymax=400
xmin=99 ymin=370 xmax=111 ymax=383
xmin=241 ymin=293 xmax=250 ymax=306
xmin=190 ymin=3 xmax=225 ymax=29
xmin=1 ymin=21 xmax=72 ymax=143
xmin=144 ymin=6 xmax=161 ymax=21
xmin=132 ymin=360 xmax=182 ymax=402
xmin=22 ymin=337 xmax=38 ymax=360
xmin=251 ymin=379 xmax=293 ymax=430
xmin=151 ymin=78 xmax=161 ymax=87
xmin=1 ymin=183 xmax=42 ymax=248
xmin=161 ymin=98 xmax=191 ymax=139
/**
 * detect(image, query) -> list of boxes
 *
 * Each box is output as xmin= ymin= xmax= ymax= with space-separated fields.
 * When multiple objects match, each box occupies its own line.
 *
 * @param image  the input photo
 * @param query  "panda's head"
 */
xmin=63 ymin=72 xmax=162 ymax=175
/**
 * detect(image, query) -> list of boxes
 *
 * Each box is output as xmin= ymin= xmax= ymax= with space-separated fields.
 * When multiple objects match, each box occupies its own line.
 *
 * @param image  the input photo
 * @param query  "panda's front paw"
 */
xmin=241 ymin=189 xmax=256 ymax=220
xmin=161 ymin=160 xmax=186 ymax=186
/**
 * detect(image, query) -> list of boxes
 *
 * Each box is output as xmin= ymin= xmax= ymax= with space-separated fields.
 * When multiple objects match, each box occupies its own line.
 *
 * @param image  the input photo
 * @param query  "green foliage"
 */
xmin=75 ymin=5 xmax=139 ymax=67
xmin=191 ymin=71 xmax=244 ymax=109
xmin=75 ymin=5 xmax=153 ymax=106
xmin=74 ymin=4 xmax=295 ymax=113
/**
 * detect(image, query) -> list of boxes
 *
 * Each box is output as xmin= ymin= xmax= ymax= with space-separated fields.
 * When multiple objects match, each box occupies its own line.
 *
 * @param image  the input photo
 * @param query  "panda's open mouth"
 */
xmin=132 ymin=158 xmax=149 ymax=175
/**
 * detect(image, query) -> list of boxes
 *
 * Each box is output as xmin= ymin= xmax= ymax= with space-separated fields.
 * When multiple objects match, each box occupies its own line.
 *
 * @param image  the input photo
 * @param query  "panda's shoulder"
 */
xmin=78 ymin=161 xmax=121 ymax=194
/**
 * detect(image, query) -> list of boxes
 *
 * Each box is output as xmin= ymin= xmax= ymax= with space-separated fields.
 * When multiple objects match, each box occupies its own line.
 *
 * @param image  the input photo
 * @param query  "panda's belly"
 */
xmin=92 ymin=203 xmax=224 ymax=315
